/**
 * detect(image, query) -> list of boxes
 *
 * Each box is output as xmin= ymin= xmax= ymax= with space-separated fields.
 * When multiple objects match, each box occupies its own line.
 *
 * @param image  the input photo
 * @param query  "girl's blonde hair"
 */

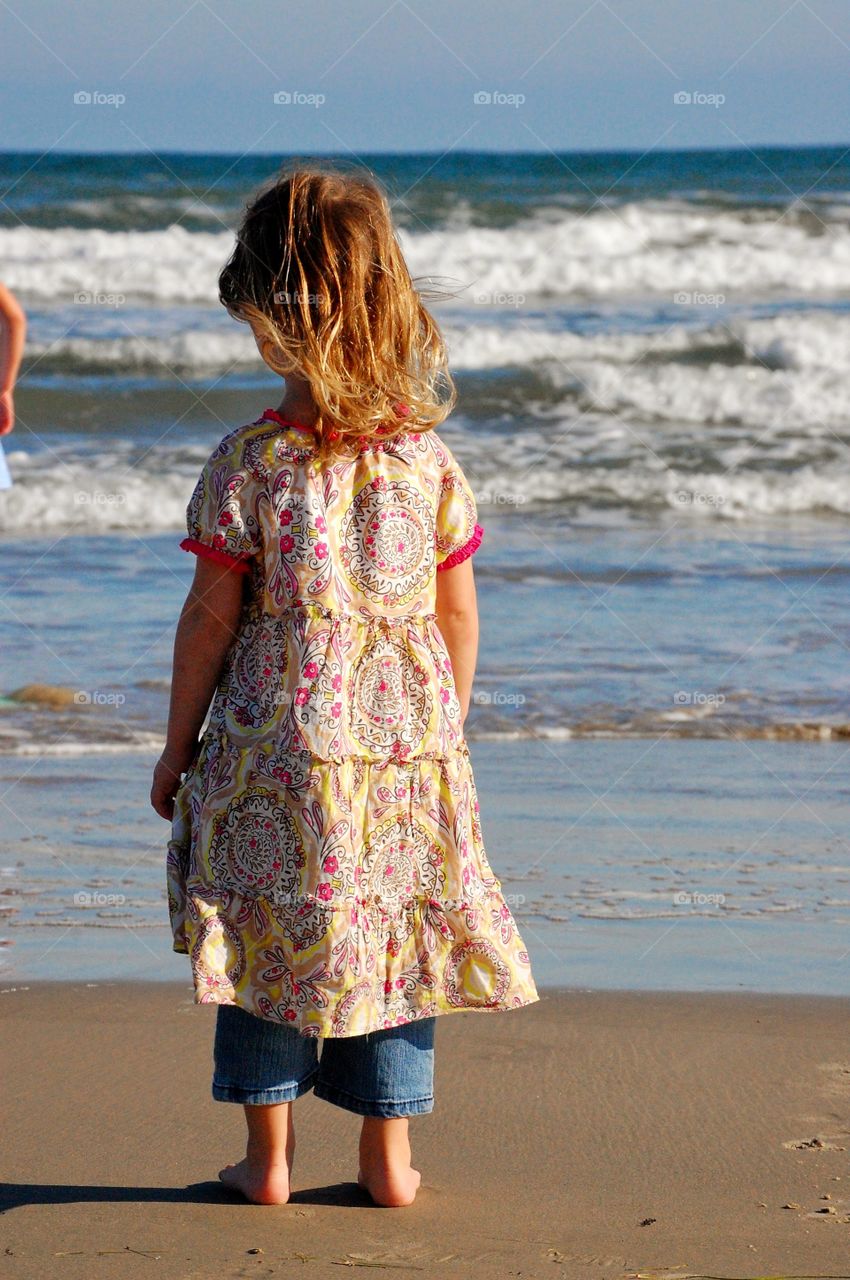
xmin=219 ymin=162 xmax=456 ymax=455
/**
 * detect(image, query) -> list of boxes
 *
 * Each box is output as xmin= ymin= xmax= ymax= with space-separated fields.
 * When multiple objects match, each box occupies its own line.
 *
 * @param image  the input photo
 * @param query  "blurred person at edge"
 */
xmin=0 ymin=283 xmax=26 ymax=488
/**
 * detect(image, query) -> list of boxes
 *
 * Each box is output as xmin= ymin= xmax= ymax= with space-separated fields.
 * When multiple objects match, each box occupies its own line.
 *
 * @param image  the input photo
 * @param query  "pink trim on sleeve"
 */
xmin=180 ymin=537 xmax=253 ymax=573
xmin=437 ymin=523 xmax=484 ymax=571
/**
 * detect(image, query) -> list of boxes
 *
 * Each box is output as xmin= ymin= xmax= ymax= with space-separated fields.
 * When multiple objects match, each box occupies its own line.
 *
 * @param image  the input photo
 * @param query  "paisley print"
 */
xmin=349 ymin=632 xmax=432 ymax=755
xmin=168 ymin=412 xmax=539 ymax=1037
xmin=444 ymin=938 xmax=511 ymax=1008
xmin=330 ymin=756 xmax=367 ymax=810
xmin=359 ymin=816 xmax=447 ymax=954
xmin=192 ymin=914 xmax=246 ymax=991
xmin=435 ymin=471 xmax=478 ymax=564
xmin=251 ymin=745 xmax=316 ymax=794
xmin=208 ymin=789 xmax=304 ymax=901
xmin=270 ymin=895 xmax=336 ymax=953
xmin=226 ymin=616 xmax=288 ymax=729
xmin=340 ymin=478 xmax=435 ymax=606
xmin=362 ymin=816 xmax=445 ymax=907
xmin=330 ymin=979 xmax=375 ymax=1036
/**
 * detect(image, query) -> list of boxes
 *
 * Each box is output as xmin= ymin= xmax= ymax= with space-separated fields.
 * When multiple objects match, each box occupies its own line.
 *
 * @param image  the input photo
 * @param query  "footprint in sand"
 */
xmin=782 ymin=1061 xmax=850 ymax=1151
xmin=817 ymin=1060 xmax=850 ymax=1101
xmin=782 ymin=1134 xmax=848 ymax=1151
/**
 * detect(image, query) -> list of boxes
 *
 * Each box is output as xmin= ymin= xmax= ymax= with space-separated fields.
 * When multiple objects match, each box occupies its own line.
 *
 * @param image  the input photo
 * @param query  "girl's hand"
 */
xmin=150 ymin=743 xmax=197 ymax=820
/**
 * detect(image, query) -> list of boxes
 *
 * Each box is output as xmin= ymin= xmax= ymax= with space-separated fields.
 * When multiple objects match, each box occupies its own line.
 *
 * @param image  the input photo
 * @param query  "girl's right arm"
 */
xmin=435 ymin=557 xmax=479 ymax=726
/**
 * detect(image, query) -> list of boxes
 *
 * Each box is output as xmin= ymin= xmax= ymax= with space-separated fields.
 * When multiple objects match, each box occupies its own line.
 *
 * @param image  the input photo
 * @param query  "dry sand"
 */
xmin=2 ymin=982 xmax=849 ymax=1279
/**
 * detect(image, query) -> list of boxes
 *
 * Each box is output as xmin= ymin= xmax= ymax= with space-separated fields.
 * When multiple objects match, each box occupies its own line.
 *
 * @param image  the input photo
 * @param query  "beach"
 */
xmin=2 ymin=982 xmax=849 ymax=1278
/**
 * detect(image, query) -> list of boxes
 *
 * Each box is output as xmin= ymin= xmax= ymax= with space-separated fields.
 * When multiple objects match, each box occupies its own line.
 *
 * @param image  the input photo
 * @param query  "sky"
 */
xmin=2 ymin=0 xmax=850 ymax=154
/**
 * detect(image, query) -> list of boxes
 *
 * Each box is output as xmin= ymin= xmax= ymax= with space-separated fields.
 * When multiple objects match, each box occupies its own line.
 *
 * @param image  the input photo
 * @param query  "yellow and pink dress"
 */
xmin=167 ymin=409 xmax=539 ymax=1037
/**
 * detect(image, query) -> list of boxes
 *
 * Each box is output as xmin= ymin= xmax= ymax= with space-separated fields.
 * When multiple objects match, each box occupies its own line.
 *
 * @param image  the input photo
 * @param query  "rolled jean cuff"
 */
xmin=312 ymin=1080 xmax=434 ymax=1117
xmin=212 ymin=1068 xmax=319 ymax=1105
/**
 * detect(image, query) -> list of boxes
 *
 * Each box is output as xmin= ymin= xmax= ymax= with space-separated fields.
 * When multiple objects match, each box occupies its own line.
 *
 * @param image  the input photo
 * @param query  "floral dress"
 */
xmin=166 ymin=408 xmax=539 ymax=1037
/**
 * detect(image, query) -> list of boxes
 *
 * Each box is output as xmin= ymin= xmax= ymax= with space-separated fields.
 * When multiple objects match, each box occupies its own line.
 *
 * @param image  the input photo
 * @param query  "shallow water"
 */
xmin=2 ymin=740 xmax=848 ymax=995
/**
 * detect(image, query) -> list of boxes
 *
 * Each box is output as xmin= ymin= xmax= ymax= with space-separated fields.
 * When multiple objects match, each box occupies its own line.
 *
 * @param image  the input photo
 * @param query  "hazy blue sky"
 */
xmin=2 ymin=0 xmax=849 ymax=153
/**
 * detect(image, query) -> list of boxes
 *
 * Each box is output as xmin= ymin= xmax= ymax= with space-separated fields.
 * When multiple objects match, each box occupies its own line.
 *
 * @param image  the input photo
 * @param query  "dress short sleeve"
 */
xmin=435 ymin=446 xmax=484 ymax=571
xmin=180 ymin=431 xmax=263 ymax=574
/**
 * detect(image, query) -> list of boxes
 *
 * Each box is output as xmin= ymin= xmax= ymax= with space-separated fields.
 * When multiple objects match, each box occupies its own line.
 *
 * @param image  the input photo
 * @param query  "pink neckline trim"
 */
xmin=438 ymin=523 xmax=484 ymax=571
xmin=260 ymin=407 xmax=315 ymax=431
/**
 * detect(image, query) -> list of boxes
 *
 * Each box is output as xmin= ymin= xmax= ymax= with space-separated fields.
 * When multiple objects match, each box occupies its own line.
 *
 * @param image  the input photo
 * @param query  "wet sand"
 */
xmin=2 ymin=982 xmax=849 ymax=1278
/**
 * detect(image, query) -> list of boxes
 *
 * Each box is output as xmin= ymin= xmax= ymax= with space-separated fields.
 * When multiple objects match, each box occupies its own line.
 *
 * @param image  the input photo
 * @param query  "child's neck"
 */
xmin=276 ymin=376 xmax=318 ymax=429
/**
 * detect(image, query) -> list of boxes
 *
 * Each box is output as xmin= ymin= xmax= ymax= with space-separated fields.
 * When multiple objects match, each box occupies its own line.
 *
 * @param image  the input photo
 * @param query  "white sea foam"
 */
xmin=24 ymin=319 xmax=677 ymax=374
xmin=572 ymin=359 xmax=850 ymax=429
xmin=27 ymin=328 xmax=258 ymax=374
xmin=2 ymin=434 xmax=850 ymax=531
xmin=6 ymin=202 xmax=850 ymax=304
xmin=24 ymin=306 xmax=850 ymax=399
xmin=732 ymin=310 xmax=850 ymax=370
xmin=0 ymin=445 xmax=202 ymax=533
xmin=2 ymin=224 xmax=229 ymax=303
xmin=27 ymin=319 xmax=681 ymax=374
xmin=1 ymin=718 xmax=847 ymax=756
xmin=402 ymin=203 xmax=850 ymax=299
xmin=0 ymin=734 xmax=165 ymax=757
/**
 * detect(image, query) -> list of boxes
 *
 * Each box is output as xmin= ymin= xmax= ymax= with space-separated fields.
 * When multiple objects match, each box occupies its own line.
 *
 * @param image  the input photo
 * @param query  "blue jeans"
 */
xmin=212 ymin=1004 xmax=436 ymax=1118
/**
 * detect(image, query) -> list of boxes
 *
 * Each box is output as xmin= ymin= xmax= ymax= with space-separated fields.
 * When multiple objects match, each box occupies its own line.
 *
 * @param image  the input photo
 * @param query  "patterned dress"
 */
xmin=166 ymin=408 xmax=539 ymax=1037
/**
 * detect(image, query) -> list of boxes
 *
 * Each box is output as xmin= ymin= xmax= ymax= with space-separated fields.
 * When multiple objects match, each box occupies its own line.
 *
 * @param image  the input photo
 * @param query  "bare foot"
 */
xmin=357 ymin=1161 xmax=421 ymax=1207
xmin=219 ymin=1101 xmax=295 ymax=1205
xmin=219 ymin=1156 xmax=292 ymax=1205
xmin=358 ymin=1115 xmax=422 ymax=1207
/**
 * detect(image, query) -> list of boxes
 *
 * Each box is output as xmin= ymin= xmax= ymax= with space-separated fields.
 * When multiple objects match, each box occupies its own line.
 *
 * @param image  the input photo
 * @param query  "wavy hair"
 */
xmin=218 ymin=162 xmax=457 ymax=456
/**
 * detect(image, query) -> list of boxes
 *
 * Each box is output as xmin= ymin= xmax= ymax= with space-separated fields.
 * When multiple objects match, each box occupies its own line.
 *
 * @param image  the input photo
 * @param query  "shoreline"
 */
xmin=3 ymin=982 xmax=850 ymax=1278
xmin=4 ymin=977 xmax=850 ymax=1002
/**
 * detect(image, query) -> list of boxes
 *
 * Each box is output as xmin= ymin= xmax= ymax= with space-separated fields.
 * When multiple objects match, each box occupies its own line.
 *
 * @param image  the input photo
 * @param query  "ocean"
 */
xmin=1 ymin=147 xmax=849 ymax=992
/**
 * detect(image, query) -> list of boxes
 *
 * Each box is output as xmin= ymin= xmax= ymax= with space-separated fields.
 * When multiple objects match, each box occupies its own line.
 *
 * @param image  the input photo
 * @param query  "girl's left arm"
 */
xmin=150 ymin=556 xmax=246 ymax=819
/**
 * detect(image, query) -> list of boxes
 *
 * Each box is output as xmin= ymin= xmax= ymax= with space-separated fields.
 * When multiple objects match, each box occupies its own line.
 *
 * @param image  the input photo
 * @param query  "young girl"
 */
xmin=152 ymin=165 xmax=539 ymax=1209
